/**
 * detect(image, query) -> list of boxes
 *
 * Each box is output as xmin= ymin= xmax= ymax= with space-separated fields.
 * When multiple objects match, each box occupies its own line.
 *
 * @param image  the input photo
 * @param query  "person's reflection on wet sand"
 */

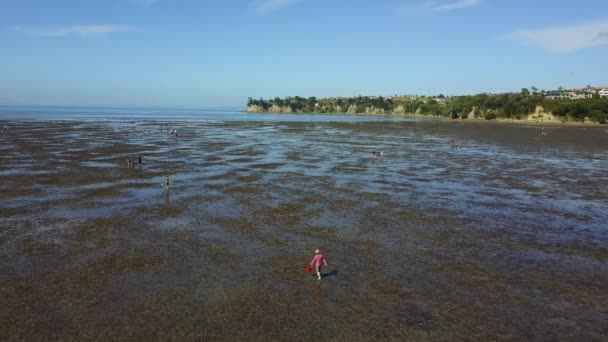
xmin=304 ymin=278 xmax=326 ymax=304
xmin=164 ymin=188 xmax=171 ymax=205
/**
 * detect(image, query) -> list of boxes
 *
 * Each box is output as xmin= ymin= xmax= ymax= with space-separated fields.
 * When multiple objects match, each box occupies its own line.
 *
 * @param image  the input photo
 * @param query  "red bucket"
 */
xmin=306 ymin=265 xmax=312 ymax=273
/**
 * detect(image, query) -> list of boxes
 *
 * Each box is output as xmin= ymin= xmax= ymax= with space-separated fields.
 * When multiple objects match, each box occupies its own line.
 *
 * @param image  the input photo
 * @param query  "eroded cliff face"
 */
xmin=247 ymin=105 xmax=291 ymax=113
xmin=247 ymin=104 xmax=599 ymax=123
xmin=248 ymin=104 xmax=420 ymax=116
xmin=392 ymin=105 xmax=406 ymax=115
xmin=246 ymin=105 xmax=262 ymax=112
xmin=526 ymin=106 xmax=556 ymax=121
xmin=362 ymin=106 xmax=387 ymax=115
xmin=269 ymin=104 xmax=287 ymax=113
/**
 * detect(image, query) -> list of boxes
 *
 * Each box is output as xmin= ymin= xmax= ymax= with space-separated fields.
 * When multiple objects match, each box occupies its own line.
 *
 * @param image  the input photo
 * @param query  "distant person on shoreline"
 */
xmin=310 ymin=249 xmax=328 ymax=280
xmin=371 ymin=151 xmax=377 ymax=161
xmin=138 ymin=155 xmax=142 ymax=165
xmin=163 ymin=176 xmax=170 ymax=190
xmin=379 ymin=149 xmax=383 ymax=157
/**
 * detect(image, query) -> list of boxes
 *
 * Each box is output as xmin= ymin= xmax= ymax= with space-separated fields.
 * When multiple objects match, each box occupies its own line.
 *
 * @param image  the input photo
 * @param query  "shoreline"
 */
xmin=244 ymin=110 xmax=607 ymax=127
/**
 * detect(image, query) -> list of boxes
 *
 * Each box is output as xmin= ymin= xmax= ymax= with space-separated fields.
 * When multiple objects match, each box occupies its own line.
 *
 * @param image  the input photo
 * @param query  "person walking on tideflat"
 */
xmin=310 ymin=249 xmax=328 ymax=280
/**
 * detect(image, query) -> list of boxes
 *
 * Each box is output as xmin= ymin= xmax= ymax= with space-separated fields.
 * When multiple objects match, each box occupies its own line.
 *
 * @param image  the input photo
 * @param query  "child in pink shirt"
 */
xmin=310 ymin=249 xmax=328 ymax=280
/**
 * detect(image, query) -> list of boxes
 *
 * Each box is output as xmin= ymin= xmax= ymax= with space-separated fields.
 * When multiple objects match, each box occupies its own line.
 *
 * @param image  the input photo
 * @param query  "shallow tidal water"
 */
xmin=1 ymin=117 xmax=607 ymax=341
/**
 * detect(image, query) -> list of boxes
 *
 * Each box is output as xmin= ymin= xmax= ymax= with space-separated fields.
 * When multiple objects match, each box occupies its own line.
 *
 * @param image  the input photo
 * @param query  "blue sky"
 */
xmin=1 ymin=0 xmax=607 ymax=108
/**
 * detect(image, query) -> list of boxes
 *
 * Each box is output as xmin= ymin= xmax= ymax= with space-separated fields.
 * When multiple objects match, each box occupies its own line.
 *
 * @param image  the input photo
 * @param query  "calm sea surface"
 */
xmin=0 ymin=105 xmax=410 ymax=122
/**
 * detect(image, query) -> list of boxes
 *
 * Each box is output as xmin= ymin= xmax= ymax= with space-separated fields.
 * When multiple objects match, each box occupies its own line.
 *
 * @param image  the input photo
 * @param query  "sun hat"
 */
xmin=315 ymin=249 xmax=321 ymax=254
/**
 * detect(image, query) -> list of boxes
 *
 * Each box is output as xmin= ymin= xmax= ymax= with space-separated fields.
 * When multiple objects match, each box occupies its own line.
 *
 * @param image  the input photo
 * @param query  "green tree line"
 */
xmin=248 ymin=90 xmax=608 ymax=123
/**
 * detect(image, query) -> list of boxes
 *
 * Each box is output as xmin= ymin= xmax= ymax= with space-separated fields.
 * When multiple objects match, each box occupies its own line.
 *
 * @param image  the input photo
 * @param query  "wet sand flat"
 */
xmin=1 ymin=119 xmax=608 ymax=341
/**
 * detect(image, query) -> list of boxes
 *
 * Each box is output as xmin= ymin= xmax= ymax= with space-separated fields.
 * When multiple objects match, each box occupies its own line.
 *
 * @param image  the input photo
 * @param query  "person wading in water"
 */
xmin=163 ymin=176 xmax=170 ymax=190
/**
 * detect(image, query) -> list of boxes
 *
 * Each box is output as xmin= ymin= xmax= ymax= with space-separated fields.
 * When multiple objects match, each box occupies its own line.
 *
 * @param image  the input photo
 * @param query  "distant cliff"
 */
xmin=246 ymin=94 xmax=608 ymax=124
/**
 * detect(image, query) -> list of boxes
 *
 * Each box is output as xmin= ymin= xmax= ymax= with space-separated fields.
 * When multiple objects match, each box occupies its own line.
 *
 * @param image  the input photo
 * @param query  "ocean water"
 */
xmin=0 ymin=105 xmax=411 ymax=122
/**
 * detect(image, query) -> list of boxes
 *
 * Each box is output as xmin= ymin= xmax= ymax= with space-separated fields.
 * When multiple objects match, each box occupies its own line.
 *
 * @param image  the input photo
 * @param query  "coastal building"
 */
xmin=599 ymin=88 xmax=608 ymax=98
xmin=542 ymin=89 xmax=594 ymax=100
xmin=571 ymin=89 xmax=595 ymax=99
xmin=543 ymin=91 xmax=572 ymax=100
